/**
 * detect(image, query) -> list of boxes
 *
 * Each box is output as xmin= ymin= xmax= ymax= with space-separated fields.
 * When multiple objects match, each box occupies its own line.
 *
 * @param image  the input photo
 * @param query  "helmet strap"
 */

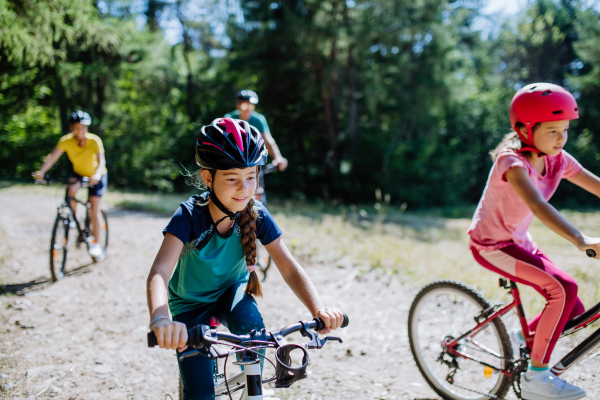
xmin=515 ymin=125 xmax=545 ymax=156
xmin=208 ymin=187 xmax=240 ymax=224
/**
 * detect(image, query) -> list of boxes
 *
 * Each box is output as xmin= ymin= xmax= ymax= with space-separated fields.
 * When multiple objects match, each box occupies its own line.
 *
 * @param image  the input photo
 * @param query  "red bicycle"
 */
xmin=408 ymin=251 xmax=600 ymax=400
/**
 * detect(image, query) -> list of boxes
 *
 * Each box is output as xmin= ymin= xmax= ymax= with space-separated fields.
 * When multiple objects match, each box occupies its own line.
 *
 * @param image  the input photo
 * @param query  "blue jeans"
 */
xmin=173 ymin=282 xmax=265 ymax=400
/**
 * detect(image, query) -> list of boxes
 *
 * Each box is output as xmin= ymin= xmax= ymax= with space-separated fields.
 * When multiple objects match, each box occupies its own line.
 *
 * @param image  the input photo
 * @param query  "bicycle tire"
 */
xmin=256 ymin=242 xmax=272 ymax=282
xmin=179 ymin=375 xmax=183 ymax=400
xmin=86 ymin=208 xmax=109 ymax=254
xmin=49 ymin=215 xmax=69 ymax=282
xmin=408 ymin=280 xmax=513 ymax=400
xmin=99 ymin=209 xmax=109 ymax=251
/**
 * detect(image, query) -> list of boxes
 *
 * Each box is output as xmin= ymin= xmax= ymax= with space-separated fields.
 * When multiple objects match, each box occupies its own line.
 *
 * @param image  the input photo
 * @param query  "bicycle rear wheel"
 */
xmin=256 ymin=242 xmax=272 ymax=282
xmin=50 ymin=215 xmax=69 ymax=282
xmin=408 ymin=280 xmax=512 ymax=400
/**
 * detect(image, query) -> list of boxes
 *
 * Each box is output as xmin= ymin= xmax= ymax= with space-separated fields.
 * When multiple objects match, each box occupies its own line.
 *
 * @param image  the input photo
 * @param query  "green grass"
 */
xmin=3 ymin=182 xmax=600 ymax=319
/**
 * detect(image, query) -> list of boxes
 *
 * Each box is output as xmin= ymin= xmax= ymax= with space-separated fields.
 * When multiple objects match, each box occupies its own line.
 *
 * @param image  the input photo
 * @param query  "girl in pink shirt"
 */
xmin=469 ymin=83 xmax=600 ymax=400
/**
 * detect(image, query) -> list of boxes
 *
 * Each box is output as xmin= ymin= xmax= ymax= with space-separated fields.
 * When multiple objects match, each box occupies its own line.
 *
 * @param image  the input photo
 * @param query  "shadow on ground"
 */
xmin=0 ymin=261 xmax=95 ymax=295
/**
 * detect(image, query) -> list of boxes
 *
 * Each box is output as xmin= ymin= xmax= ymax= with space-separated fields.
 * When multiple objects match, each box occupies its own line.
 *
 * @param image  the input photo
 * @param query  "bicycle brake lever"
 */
xmin=321 ymin=336 xmax=343 ymax=345
xmin=178 ymin=344 xmax=226 ymax=361
xmin=298 ymin=321 xmax=342 ymax=349
xmin=178 ymin=349 xmax=201 ymax=361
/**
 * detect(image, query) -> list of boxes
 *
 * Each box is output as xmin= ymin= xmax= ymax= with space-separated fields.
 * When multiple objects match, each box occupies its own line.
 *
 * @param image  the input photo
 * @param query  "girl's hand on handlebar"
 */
xmin=315 ymin=307 xmax=344 ymax=335
xmin=273 ymin=157 xmax=288 ymax=171
xmin=577 ymin=235 xmax=600 ymax=259
xmin=150 ymin=319 xmax=188 ymax=351
xmin=33 ymin=171 xmax=44 ymax=181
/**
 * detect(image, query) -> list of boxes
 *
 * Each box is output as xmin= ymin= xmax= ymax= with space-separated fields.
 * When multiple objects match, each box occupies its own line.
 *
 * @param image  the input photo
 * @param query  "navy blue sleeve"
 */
xmin=163 ymin=197 xmax=195 ymax=245
xmin=255 ymin=201 xmax=282 ymax=245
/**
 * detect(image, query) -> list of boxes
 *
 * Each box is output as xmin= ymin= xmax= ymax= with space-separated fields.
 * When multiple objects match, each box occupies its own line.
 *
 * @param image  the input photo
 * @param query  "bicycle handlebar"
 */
xmin=261 ymin=163 xmax=279 ymax=175
xmin=586 ymin=249 xmax=596 ymax=258
xmin=147 ymin=314 xmax=349 ymax=349
xmin=32 ymin=173 xmax=91 ymax=187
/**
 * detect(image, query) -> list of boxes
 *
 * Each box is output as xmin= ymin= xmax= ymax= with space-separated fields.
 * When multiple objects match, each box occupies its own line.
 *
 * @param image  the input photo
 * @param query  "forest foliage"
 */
xmin=2 ymin=0 xmax=600 ymax=209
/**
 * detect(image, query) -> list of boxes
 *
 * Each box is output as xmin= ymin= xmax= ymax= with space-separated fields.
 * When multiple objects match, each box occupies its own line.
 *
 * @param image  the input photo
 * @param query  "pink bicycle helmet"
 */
xmin=197 ymin=118 xmax=267 ymax=169
xmin=510 ymin=83 xmax=579 ymax=154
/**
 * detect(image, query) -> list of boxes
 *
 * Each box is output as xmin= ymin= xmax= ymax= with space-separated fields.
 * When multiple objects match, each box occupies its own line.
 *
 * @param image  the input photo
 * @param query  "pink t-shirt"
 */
xmin=468 ymin=149 xmax=582 ymax=253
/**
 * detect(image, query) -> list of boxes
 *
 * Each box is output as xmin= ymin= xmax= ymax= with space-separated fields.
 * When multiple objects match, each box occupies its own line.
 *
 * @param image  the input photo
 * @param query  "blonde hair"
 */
xmin=490 ymin=122 xmax=540 ymax=161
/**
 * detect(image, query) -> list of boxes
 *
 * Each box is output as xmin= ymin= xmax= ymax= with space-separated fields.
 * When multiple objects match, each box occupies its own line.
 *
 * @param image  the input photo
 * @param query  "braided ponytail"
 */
xmin=240 ymin=198 xmax=262 ymax=297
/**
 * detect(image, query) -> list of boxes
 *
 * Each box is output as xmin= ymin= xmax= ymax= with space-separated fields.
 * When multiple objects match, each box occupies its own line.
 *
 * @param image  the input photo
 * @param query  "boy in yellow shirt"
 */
xmin=35 ymin=111 xmax=107 ymax=261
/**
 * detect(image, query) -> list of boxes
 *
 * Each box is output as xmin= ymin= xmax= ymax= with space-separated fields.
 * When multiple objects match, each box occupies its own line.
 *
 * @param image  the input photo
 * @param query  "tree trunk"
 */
xmin=95 ymin=74 xmax=106 ymax=134
xmin=146 ymin=0 xmax=164 ymax=32
xmin=54 ymin=64 xmax=68 ymax=133
xmin=177 ymin=0 xmax=196 ymax=122
xmin=344 ymin=2 xmax=358 ymax=168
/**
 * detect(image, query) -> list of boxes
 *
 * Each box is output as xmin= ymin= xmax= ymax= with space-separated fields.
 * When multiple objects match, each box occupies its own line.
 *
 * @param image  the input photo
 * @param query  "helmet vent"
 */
xmin=575 ymin=108 xmax=578 ymax=111
xmin=552 ymin=110 xmax=563 ymax=115
xmin=542 ymin=90 xmax=552 ymax=96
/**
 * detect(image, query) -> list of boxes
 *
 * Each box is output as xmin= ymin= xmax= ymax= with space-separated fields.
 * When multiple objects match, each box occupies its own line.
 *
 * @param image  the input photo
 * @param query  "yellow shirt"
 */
xmin=57 ymin=133 xmax=107 ymax=177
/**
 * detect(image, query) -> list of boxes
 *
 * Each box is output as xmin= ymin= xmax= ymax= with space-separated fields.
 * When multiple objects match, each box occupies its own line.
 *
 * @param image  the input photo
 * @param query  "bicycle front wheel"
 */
xmin=50 ymin=215 xmax=69 ymax=282
xmin=99 ymin=209 xmax=109 ymax=251
xmin=87 ymin=209 xmax=109 ymax=251
xmin=408 ymin=280 xmax=512 ymax=400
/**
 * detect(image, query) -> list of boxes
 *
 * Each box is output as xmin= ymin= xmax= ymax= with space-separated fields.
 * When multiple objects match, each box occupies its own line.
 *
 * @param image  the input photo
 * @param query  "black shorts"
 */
xmin=69 ymin=173 xmax=108 ymax=197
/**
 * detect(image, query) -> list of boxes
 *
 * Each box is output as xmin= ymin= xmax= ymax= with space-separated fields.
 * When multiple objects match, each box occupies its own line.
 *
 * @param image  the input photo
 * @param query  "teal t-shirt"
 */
xmin=163 ymin=193 xmax=282 ymax=316
xmin=224 ymin=110 xmax=271 ymax=134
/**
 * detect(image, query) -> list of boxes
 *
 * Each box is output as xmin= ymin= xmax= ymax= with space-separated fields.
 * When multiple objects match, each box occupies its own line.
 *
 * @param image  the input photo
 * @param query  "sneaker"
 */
xmin=510 ymin=328 xmax=526 ymax=356
xmin=521 ymin=369 xmax=586 ymax=400
xmin=89 ymin=243 xmax=105 ymax=261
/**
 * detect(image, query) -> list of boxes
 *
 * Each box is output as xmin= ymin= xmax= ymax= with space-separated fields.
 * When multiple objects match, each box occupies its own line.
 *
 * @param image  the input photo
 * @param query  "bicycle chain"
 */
xmin=445 ymin=341 xmax=516 ymax=400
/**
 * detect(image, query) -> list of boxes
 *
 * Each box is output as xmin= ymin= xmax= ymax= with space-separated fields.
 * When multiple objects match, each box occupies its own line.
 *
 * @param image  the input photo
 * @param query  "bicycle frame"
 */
xmin=60 ymin=190 xmax=93 ymax=249
xmin=180 ymin=345 xmax=278 ymax=400
xmin=443 ymin=280 xmax=600 ymax=377
xmin=213 ymin=360 xmax=269 ymax=400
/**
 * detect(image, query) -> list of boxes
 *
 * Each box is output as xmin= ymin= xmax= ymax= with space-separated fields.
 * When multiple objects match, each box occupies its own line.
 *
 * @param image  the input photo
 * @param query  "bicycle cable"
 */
xmin=214 ymin=341 xmax=278 ymax=398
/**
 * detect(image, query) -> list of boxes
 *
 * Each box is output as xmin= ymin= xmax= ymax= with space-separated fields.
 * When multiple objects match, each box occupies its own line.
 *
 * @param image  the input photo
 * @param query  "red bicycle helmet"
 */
xmin=510 ymin=83 xmax=579 ymax=154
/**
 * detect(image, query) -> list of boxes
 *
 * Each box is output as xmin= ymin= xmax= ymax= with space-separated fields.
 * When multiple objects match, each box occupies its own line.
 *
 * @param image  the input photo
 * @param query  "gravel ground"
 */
xmin=1 ymin=187 xmax=599 ymax=399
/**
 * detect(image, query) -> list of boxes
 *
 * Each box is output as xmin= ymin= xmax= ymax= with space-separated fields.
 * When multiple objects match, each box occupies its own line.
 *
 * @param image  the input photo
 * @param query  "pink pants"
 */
xmin=471 ymin=245 xmax=584 ymax=364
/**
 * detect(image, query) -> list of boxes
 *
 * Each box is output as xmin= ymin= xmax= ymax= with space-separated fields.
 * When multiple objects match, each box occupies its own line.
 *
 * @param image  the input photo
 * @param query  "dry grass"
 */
xmin=273 ymin=205 xmax=600 ymax=319
xmin=3 ymin=181 xmax=599 ymax=319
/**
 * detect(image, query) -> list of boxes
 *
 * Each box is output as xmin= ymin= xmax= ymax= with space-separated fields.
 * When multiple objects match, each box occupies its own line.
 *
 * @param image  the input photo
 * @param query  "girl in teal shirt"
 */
xmin=146 ymin=118 xmax=344 ymax=399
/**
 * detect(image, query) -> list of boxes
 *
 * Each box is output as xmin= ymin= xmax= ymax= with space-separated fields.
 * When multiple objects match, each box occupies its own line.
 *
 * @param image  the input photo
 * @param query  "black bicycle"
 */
xmin=35 ymin=175 xmax=108 ymax=281
xmin=255 ymin=162 xmax=280 ymax=281
xmin=148 ymin=314 xmax=349 ymax=400
xmin=408 ymin=251 xmax=600 ymax=400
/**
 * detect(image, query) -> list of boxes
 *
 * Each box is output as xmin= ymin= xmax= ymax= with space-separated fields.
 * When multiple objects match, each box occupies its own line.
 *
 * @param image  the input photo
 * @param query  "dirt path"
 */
xmin=1 ymin=188 xmax=598 ymax=399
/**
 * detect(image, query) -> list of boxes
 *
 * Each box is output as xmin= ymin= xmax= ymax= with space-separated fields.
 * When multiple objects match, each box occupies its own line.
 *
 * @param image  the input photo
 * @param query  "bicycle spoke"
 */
xmin=409 ymin=281 xmax=512 ymax=400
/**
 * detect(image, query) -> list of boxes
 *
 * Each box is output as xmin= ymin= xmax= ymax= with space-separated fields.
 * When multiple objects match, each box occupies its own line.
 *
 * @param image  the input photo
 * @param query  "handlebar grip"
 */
xmin=314 ymin=314 xmax=350 ymax=331
xmin=148 ymin=331 xmax=158 ymax=348
xmin=147 ymin=326 xmax=202 ymax=349
xmin=341 ymin=314 xmax=350 ymax=328
xmin=586 ymin=249 xmax=596 ymax=258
